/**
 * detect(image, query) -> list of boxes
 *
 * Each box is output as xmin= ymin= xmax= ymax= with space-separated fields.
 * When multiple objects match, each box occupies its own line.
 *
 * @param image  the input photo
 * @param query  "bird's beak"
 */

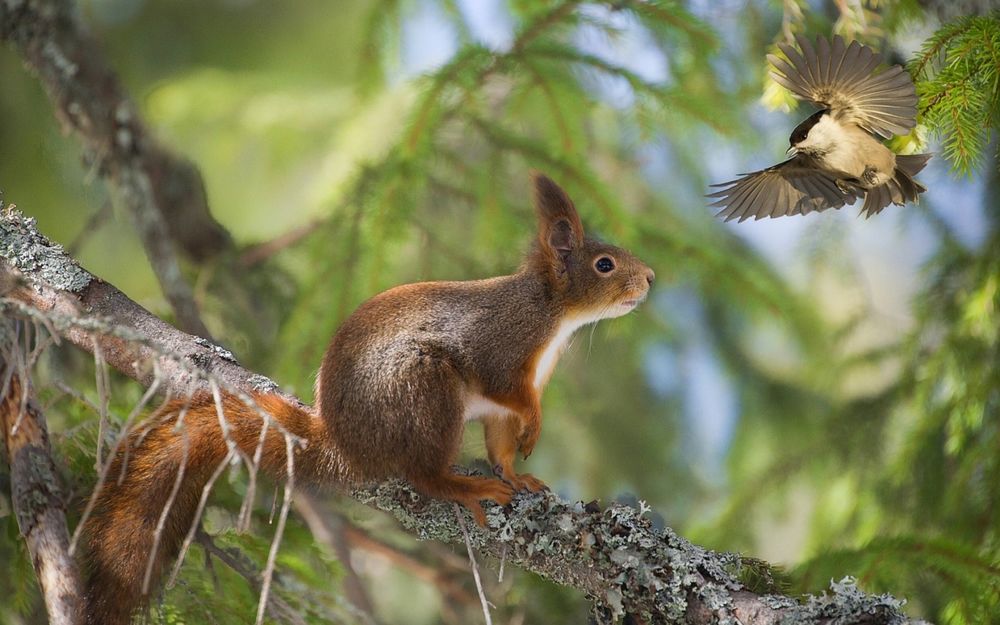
xmin=786 ymin=146 xmax=798 ymax=157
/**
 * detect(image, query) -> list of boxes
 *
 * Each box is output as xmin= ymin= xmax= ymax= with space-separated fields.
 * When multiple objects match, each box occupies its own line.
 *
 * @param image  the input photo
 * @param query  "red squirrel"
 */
xmin=82 ymin=173 xmax=654 ymax=624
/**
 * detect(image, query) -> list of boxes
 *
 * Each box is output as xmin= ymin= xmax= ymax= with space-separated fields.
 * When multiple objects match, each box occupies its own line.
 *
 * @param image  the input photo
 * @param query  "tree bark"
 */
xmin=1 ymin=322 xmax=84 ymax=625
xmin=0 ymin=0 xmax=229 ymax=337
xmin=0 ymin=210 xmax=930 ymax=624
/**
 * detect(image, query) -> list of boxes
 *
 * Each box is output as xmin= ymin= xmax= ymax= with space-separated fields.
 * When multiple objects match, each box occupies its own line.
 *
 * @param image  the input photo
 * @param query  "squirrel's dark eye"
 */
xmin=595 ymin=257 xmax=615 ymax=273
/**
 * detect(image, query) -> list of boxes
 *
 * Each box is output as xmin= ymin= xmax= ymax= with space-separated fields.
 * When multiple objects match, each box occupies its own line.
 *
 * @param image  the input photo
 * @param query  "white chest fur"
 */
xmin=532 ymin=314 xmax=600 ymax=390
xmin=462 ymin=393 xmax=514 ymax=422
xmin=461 ymin=312 xmax=609 ymax=422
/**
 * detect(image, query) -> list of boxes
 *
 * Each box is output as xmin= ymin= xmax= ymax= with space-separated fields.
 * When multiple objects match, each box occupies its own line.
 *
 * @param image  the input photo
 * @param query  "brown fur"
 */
xmin=83 ymin=394 xmax=334 ymax=625
xmin=83 ymin=174 xmax=653 ymax=623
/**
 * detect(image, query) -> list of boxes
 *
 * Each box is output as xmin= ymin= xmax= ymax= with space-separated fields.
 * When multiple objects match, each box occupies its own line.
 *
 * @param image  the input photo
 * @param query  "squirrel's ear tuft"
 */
xmin=532 ymin=172 xmax=584 ymax=260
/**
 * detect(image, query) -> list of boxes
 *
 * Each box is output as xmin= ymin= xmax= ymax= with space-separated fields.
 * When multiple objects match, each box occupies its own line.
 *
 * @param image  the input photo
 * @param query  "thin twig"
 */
xmin=132 ymin=388 xmax=181 ymax=447
xmin=209 ymin=380 xmax=238 ymax=456
xmin=116 ymin=367 xmax=162 ymax=485
xmin=0 ymin=326 xmax=18 ymax=415
xmin=239 ymin=401 xmax=271 ymax=533
xmin=239 ymin=218 xmax=325 ymax=268
xmin=255 ymin=436 xmax=295 ymax=625
xmin=498 ymin=544 xmax=507 ymax=583
xmin=69 ymin=362 xmax=161 ymax=556
xmin=166 ymin=449 xmax=236 ymax=588
xmin=454 ymin=504 xmax=493 ymax=625
xmin=67 ymin=200 xmax=114 ymax=256
xmin=92 ymin=337 xmax=109 ymax=469
xmin=268 ymin=489 xmax=279 ymax=525
xmin=52 ymin=380 xmax=102 ymax=414
xmin=10 ymin=322 xmax=29 ymax=435
xmin=292 ymin=496 xmax=379 ymax=623
xmin=197 ymin=532 xmax=307 ymax=625
xmin=342 ymin=524 xmax=475 ymax=605
xmin=26 ymin=318 xmax=57 ymax=367
xmin=209 ymin=379 xmax=259 ymax=533
xmin=142 ymin=429 xmax=191 ymax=593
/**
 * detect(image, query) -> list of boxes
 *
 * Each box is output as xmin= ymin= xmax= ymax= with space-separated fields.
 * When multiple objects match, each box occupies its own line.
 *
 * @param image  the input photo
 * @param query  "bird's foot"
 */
xmin=835 ymin=178 xmax=857 ymax=195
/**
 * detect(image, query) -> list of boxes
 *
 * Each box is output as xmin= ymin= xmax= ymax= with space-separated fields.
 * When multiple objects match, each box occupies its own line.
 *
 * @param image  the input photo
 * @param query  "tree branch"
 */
xmin=292 ymin=493 xmax=380 ymax=625
xmin=1 ymin=321 xmax=83 ymax=625
xmin=0 ymin=0 xmax=228 ymax=337
xmin=0 ymin=210 xmax=929 ymax=624
xmin=0 ymin=212 xmax=275 ymax=397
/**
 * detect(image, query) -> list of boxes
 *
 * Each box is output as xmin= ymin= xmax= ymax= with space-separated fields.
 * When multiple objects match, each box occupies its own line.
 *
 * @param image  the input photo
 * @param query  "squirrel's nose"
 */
xmin=644 ymin=268 xmax=655 ymax=287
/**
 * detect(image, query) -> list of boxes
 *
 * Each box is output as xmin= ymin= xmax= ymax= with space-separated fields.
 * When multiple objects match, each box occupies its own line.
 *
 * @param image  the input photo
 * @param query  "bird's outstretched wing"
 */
xmin=708 ymin=156 xmax=860 ymax=222
xmin=767 ymin=34 xmax=917 ymax=139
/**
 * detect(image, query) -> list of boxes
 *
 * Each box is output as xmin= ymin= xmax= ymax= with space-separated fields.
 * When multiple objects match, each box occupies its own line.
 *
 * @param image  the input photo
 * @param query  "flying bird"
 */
xmin=709 ymin=34 xmax=931 ymax=221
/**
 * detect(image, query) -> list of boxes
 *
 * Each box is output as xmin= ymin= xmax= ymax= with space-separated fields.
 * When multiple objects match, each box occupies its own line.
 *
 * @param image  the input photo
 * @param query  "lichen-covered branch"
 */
xmin=357 ymin=481 xmax=928 ymax=624
xmin=1 ymin=322 xmax=84 ymax=625
xmin=0 ymin=210 xmax=929 ymax=624
xmin=0 ymin=212 xmax=274 ymax=396
xmin=0 ymin=0 xmax=230 ymax=336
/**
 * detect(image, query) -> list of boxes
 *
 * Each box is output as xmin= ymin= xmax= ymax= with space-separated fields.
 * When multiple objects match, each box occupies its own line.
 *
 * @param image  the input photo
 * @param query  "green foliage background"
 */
xmin=1 ymin=1 xmax=998 ymax=623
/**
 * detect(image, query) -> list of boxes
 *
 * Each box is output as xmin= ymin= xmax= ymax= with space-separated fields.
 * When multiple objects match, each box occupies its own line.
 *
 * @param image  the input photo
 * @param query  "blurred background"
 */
xmin=1 ymin=0 xmax=998 ymax=623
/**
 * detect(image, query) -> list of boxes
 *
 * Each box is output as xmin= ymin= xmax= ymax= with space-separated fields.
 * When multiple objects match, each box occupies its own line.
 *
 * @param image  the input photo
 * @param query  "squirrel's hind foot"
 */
xmin=412 ymin=472 xmax=514 ymax=527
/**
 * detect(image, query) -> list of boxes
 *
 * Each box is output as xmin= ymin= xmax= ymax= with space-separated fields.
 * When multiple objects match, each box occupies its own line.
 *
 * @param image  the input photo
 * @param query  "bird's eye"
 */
xmin=595 ymin=257 xmax=615 ymax=273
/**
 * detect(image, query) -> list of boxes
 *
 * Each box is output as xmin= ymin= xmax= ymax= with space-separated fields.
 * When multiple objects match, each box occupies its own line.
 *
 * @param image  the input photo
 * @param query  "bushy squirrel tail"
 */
xmin=82 ymin=393 xmax=333 ymax=625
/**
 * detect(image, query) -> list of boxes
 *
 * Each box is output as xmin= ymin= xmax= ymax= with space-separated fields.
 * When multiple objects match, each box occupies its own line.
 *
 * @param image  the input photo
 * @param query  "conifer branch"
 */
xmin=911 ymin=13 xmax=1000 ymax=175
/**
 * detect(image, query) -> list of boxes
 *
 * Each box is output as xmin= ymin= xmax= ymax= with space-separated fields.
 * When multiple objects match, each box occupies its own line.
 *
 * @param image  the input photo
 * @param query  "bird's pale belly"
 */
xmin=821 ymin=133 xmax=896 ymax=188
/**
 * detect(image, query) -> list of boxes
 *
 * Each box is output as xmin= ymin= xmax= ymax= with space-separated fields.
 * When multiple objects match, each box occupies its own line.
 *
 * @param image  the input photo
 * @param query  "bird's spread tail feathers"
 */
xmin=861 ymin=153 xmax=931 ymax=217
xmin=896 ymin=153 xmax=932 ymax=183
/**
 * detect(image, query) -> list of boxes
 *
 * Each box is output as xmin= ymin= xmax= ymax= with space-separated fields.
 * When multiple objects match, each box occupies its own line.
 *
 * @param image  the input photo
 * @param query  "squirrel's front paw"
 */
xmin=512 ymin=472 xmax=548 ymax=492
xmin=517 ymin=422 xmax=541 ymax=459
xmin=493 ymin=463 xmax=549 ymax=493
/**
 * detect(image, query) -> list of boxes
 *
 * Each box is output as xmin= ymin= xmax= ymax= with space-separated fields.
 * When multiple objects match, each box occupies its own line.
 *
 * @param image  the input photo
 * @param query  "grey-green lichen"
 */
xmin=792 ymin=576 xmax=911 ymax=625
xmin=193 ymin=336 xmax=238 ymax=363
xmin=41 ymin=38 xmax=77 ymax=78
xmin=698 ymin=581 xmax=736 ymax=619
xmin=352 ymin=472 xmax=920 ymax=624
xmin=248 ymin=374 xmax=280 ymax=394
xmin=0 ymin=209 xmax=91 ymax=292
xmin=10 ymin=443 xmax=63 ymax=539
xmin=356 ymin=474 xmax=727 ymax=621
xmin=761 ymin=594 xmax=799 ymax=610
